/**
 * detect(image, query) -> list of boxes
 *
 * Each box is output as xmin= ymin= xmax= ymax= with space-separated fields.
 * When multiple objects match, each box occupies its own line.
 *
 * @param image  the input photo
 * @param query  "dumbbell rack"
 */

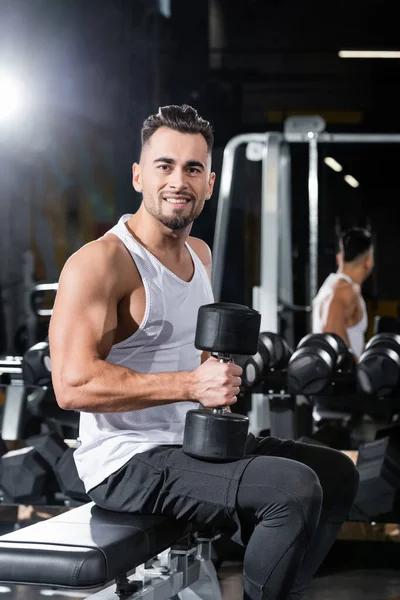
xmin=250 ymin=369 xmax=400 ymax=441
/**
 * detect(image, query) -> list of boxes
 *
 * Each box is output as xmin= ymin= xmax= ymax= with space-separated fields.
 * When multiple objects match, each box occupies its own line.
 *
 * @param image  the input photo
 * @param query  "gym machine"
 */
xmin=211 ymin=116 xmax=400 ymax=436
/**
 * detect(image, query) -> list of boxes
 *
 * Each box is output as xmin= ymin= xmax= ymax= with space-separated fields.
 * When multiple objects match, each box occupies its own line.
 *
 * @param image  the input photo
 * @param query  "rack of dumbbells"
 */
xmin=237 ymin=331 xmax=400 ymax=523
xmin=0 ymin=340 xmax=87 ymax=514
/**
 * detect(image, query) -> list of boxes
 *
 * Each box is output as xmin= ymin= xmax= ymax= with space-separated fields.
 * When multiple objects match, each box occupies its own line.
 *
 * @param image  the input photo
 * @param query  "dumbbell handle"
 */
xmin=211 ymin=352 xmax=233 ymax=414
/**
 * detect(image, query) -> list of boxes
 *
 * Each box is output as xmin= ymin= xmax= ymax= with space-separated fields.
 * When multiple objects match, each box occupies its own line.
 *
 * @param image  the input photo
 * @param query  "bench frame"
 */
xmin=88 ymin=529 xmax=222 ymax=599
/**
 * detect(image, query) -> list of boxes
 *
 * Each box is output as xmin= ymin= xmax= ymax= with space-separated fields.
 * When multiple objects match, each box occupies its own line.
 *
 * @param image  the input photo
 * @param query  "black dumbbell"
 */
xmin=22 ymin=341 xmax=52 ymax=386
xmin=0 ymin=432 xmax=89 ymax=504
xmin=357 ymin=333 xmax=400 ymax=396
xmin=287 ymin=333 xmax=340 ymax=395
xmin=350 ymin=435 xmax=400 ymax=519
xmin=0 ymin=432 xmax=66 ymax=504
xmin=236 ymin=332 xmax=292 ymax=390
xmin=182 ymin=302 xmax=261 ymax=462
xmin=328 ymin=333 xmax=356 ymax=372
xmin=29 ymin=433 xmax=88 ymax=503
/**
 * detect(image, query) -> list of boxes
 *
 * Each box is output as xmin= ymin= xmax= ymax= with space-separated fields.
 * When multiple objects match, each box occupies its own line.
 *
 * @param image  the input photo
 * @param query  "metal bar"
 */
xmin=1 ymin=384 xmax=28 ymax=441
xmin=23 ymin=251 xmax=37 ymax=349
xmin=286 ymin=133 xmax=400 ymax=143
xmin=257 ymin=133 xmax=284 ymax=332
xmin=268 ymin=394 xmax=297 ymax=439
xmin=36 ymin=308 xmax=53 ymax=317
xmin=278 ymin=142 xmax=295 ymax=348
xmin=33 ymin=283 xmax=58 ymax=292
xmin=211 ymin=133 xmax=269 ymax=302
xmin=308 ymin=135 xmax=319 ymax=304
xmin=30 ymin=282 xmax=58 ymax=318
xmin=86 ymin=560 xmax=200 ymax=599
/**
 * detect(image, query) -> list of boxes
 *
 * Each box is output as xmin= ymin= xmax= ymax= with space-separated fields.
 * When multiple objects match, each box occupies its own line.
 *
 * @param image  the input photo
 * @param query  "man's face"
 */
xmin=132 ymin=127 xmax=215 ymax=230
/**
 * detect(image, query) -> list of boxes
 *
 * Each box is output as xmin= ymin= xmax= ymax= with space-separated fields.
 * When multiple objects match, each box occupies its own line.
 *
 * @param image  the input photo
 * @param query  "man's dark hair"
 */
xmin=339 ymin=227 xmax=373 ymax=262
xmin=141 ymin=104 xmax=214 ymax=153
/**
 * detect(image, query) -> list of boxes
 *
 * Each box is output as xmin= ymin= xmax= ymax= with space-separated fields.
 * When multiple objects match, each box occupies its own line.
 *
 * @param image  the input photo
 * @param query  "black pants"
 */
xmin=90 ymin=436 xmax=359 ymax=600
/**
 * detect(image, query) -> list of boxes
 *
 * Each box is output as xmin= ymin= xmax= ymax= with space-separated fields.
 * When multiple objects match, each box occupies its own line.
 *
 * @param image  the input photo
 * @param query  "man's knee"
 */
xmin=264 ymin=461 xmax=323 ymax=540
xmin=238 ymin=457 xmax=323 ymax=538
xmin=289 ymin=463 xmax=323 ymax=535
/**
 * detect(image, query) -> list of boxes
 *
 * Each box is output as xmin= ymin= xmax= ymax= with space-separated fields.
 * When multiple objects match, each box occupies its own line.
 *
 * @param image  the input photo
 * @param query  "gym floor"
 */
xmin=218 ymin=565 xmax=400 ymax=599
xmin=1 ymin=568 xmax=400 ymax=599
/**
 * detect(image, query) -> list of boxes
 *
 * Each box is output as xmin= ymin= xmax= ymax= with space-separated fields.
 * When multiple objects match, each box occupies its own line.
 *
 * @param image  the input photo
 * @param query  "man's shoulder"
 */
xmin=66 ymin=235 xmax=127 ymax=268
xmin=187 ymin=236 xmax=212 ymax=267
xmin=331 ymin=278 xmax=358 ymax=304
xmin=60 ymin=235 xmax=138 ymax=294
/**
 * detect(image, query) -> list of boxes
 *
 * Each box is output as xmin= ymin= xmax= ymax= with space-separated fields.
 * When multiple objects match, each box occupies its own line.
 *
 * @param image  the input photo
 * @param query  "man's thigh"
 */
xmin=251 ymin=435 xmax=358 ymax=514
xmin=89 ymin=444 xmax=257 ymax=530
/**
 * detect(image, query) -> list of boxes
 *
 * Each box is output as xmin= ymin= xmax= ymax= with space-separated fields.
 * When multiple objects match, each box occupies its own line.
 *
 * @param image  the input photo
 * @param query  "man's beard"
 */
xmin=157 ymin=213 xmax=193 ymax=230
xmin=144 ymin=195 xmax=204 ymax=230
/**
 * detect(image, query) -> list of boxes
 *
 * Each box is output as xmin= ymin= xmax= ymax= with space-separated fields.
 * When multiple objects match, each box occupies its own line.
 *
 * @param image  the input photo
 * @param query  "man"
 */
xmin=312 ymin=227 xmax=374 ymax=360
xmin=49 ymin=105 xmax=358 ymax=600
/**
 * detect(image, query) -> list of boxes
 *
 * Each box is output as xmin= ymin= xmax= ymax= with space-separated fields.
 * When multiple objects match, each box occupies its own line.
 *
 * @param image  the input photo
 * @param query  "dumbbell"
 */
xmin=182 ymin=302 xmax=261 ymax=462
xmin=0 ymin=432 xmax=89 ymax=504
xmin=0 ymin=432 xmax=67 ymax=503
xmin=22 ymin=341 xmax=52 ymax=386
xmin=235 ymin=332 xmax=292 ymax=390
xmin=287 ymin=333 xmax=341 ymax=395
xmin=328 ymin=333 xmax=356 ymax=373
xmin=357 ymin=333 xmax=400 ymax=396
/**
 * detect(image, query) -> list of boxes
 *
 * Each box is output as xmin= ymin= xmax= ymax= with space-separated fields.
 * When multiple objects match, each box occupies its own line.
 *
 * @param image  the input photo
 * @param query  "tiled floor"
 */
xmin=1 ymin=568 xmax=400 ymax=599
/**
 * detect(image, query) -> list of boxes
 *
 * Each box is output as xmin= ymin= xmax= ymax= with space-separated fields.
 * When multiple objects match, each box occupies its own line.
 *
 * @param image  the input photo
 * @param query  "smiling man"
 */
xmin=49 ymin=105 xmax=358 ymax=600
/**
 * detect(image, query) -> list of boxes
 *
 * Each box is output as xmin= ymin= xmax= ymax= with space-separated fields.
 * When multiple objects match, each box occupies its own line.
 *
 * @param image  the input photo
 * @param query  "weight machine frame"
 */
xmin=212 ymin=116 xmax=400 ymax=434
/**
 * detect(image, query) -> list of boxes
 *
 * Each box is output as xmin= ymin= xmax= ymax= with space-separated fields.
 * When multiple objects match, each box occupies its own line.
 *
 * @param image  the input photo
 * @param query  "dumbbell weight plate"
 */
xmin=287 ymin=347 xmax=334 ymax=395
xmin=183 ymin=409 xmax=249 ymax=462
xmin=357 ymin=348 xmax=400 ymax=396
xmin=195 ymin=303 xmax=261 ymax=355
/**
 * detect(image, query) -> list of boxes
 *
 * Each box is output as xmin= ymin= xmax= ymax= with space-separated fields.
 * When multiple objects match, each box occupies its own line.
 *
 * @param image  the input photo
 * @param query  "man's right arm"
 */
xmin=322 ymin=286 xmax=355 ymax=349
xmin=49 ymin=242 xmax=241 ymax=413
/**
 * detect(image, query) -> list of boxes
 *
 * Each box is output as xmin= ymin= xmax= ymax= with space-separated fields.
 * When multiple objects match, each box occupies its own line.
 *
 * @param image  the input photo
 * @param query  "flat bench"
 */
xmin=0 ymin=502 xmax=223 ymax=599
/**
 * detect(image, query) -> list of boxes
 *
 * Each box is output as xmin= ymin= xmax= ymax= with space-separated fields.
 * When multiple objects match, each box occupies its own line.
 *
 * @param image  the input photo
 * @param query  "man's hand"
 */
xmin=190 ymin=357 xmax=242 ymax=408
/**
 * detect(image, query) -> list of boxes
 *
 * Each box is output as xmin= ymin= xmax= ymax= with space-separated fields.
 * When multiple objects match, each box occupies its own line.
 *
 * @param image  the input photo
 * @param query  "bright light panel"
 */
xmin=339 ymin=50 xmax=400 ymax=58
xmin=324 ymin=156 xmax=343 ymax=172
xmin=344 ymin=174 xmax=360 ymax=188
xmin=0 ymin=72 xmax=24 ymax=121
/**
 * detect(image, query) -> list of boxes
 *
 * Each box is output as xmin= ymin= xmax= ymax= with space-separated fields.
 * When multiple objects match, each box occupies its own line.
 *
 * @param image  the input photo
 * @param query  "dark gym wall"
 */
xmin=2 ymin=0 xmax=400 ymax=351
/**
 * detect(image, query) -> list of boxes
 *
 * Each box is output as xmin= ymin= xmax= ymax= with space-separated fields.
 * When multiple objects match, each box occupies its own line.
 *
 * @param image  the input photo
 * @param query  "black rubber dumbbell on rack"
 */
xmin=22 ymin=341 xmax=79 ymax=439
xmin=287 ymin=333 xmax=341 ymax=395
xmin=235 ymin=332 xmax=293 ymax=390
xmin=182 ymin=303 xmax=261 ymax=462
xmin=0 ymin=432 xmax=89 ymax=505
xmin=328 ymin=333 xmax=357 ymax=373
xmin=357 ymin=333 xmax=400 ymax=396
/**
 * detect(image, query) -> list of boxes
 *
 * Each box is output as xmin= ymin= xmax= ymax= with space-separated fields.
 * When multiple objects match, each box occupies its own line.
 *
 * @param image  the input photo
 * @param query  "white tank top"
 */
xmin=74 ymin=214 xmax=214 ymax=492
xmin=311 ymin=272 xmax=367 ymax=359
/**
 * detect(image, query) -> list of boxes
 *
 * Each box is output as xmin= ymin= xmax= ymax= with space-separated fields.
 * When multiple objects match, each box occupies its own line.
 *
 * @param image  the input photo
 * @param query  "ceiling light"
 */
xmin=0 ymin=71 xmax=24 ymax=121
xmin=339 ymin=50 xmax=400 ymax=58
xmin=344 ymin=174 xmax=359 ymax=188
xmin=324 ymin=157 xmax=343 ymax=172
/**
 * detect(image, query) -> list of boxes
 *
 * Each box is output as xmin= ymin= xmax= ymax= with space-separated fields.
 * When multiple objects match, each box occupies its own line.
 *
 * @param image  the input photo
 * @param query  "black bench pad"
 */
xmin=0 ymin=502 xmax=189 ymax=588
